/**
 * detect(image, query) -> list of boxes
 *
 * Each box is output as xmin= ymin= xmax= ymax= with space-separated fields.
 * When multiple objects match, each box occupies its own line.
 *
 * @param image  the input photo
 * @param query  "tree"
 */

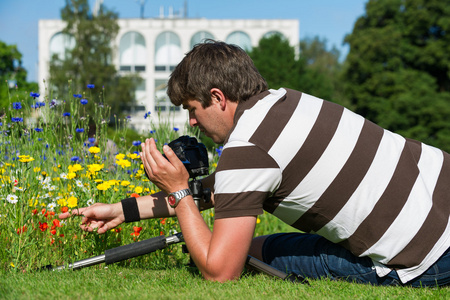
xmin=0 ymin=40 xmax=38 ymax=108
xmin=49 ymin=0 xmax=140 ymax=119
xmin=342 ymin=0 xmax=450 ymax=151
xmin=249 ymin=34 xmax=342 ymax=102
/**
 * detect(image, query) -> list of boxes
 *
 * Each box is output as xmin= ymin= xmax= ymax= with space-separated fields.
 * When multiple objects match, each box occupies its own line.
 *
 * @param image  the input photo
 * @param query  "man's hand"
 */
xmin=59 ymin=202 xmax=124 ymax=234
xmin=140 ymin=138 xmax=190 ymax=194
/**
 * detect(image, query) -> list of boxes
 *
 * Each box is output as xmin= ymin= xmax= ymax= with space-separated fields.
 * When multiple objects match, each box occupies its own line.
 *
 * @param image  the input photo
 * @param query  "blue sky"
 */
xmin=0 ymin=0 xmax=368 ymax=82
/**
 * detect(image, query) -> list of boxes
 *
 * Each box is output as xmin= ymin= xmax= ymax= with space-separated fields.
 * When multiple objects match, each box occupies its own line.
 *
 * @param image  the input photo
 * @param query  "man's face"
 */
xmin=182 ymin=99 xmax=232 ymax=144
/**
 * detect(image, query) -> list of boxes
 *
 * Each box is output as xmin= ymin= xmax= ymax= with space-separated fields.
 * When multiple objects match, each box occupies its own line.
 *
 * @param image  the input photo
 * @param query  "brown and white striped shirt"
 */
xmin=213 ymin=88 xmax=450 ymax=283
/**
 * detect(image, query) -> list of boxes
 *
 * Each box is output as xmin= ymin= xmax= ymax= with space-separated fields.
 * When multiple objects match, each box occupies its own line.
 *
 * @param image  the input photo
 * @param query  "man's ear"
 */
xmin=210 ymin=88 xmax=226 ymax=110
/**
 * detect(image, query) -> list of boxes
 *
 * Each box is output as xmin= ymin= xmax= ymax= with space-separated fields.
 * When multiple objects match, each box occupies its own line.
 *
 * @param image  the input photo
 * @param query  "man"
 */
xmin=60 ymin=41 xmax=450 ymax=286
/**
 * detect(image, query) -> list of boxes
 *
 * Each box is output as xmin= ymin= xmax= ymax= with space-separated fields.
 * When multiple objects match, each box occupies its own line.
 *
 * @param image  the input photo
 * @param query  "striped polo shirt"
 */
xmin=213 ymin=88 xmax=450 ymax=283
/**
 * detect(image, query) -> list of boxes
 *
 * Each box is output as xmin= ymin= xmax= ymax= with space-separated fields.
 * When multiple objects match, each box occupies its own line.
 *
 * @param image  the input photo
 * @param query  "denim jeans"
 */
xmin=262 ymin=232 xmax=450 ymax=287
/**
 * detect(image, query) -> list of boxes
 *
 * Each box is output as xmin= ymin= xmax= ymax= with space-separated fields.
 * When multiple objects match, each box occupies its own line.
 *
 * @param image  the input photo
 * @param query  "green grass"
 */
xmin=1 ymin=264 xmax=449 ymax=299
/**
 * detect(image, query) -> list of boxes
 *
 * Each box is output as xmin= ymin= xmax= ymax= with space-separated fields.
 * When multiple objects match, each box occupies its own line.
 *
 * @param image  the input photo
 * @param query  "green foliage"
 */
xmin=249 ymin=34 xmax=302 ymax=90
xmin=0 ymin=40 xmax=38 ymax=109
xmin=249 ymin=34 xmax=343 ymax=104
xmin=342 ymin=0 xmax=450 ymax=151
xmin=48 ymin=0 xmax=141 ymax=119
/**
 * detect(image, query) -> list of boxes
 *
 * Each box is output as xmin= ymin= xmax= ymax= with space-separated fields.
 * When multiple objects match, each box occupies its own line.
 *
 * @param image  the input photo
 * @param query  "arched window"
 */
xmin=119 ymin=31 xmax=146 ymax=72
xmin=226 ymin=31 xmax=252 ymax=51
xmin=190 ymin=31 xmax=215 ymax=48
xmin=263 ymin=31 xmax=285 ymax=40
xmin=49 ymin=32 xmax=75 ymax=60
xmin=154 ymin=31 xmax=182 ymax=72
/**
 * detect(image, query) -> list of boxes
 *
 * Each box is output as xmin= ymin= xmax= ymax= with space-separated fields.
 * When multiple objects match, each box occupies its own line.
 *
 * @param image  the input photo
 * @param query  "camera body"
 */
xmin=166 ymin=135 xmax=209 ymax=178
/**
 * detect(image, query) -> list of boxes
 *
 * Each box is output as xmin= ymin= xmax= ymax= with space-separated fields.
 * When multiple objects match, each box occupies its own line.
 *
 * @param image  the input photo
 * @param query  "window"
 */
xmin=190 ymin=31 xmax=215 ymax=48
xmin=226 ymin=31 xmax=252 ymax=51
xmin=154 ymin=32 xmax=182 ymax=72
xmin=154 ymin=79 xmax=180 ymax=112
xmin=119 ymin=31 xmax=146 ymax=72
xmin=49 ymin=32 xmax=75 ymax=61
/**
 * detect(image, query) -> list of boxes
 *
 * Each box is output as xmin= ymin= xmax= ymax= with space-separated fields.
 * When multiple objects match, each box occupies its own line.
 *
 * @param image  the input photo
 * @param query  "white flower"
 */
xmin=47 ymin=202 xmax=57 ymax=211
xmin=76 ymin=180 xmax=84 ymax=188
xmin=60 ymin=173 xmax=68 ymax=180
xmin=86 ymin=199 xmax=95 ymax=206
xmin=6 ymin=194 xmax=18 ymax=204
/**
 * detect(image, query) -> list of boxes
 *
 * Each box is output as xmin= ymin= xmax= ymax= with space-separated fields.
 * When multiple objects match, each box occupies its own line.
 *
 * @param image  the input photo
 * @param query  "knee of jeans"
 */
xmin=320 ymin=242 xmax=379 ymax=284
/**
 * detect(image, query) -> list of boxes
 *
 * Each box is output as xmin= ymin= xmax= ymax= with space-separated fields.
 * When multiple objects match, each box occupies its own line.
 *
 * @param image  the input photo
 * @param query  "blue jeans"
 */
xmin=262 ymin=232 xmax=450 ymax=287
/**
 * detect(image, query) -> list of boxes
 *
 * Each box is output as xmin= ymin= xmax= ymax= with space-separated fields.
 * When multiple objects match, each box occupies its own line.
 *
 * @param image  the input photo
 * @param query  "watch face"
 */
xmin=168 ymin=194 xmax=176 ymax=207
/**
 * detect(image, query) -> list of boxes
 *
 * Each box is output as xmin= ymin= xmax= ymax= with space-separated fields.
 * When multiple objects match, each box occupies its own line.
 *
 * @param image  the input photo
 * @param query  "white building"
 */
xmin=38 ymin=15 xmax=299 ymax=132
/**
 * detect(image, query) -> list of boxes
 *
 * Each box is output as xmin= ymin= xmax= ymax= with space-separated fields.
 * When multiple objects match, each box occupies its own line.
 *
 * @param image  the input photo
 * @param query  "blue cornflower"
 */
xmin=50 ymin=99 xmax=57 ymax=108
xmin=173 ymin=127 xmax=179 ymax=132
xmin=144 ymin=111 xmax=151 ymax=119
xmin=11 ymin=117 xmax=24 ymax=122
xmin=63 ymin=112 xmax=71 ymax=117
xmin=34 ymin=128 xmax=43 ymax=132
xmin=87 ymin=84 xmax=95 ymax=89
xmin=73 ymin=94 xmax=82 ymax=98
xmin=150 ymin=130 xmax=155 ymax=134
xmin=12 ymin=102 xmax=22 ymax=109
xmin=80 ymin=99 xmax=88 ymax=105
xmin=132 ymin=140 xmax=142 ymax=146
xmin=30 ymin=92 xmax=40 ymax=98
xmin=37 ymin=102 xmax=45 ymax=107
xmin=71 ymin=156 xmax=80 ymax=162
xmin=76 ymin=128 xmax=85 ymax=133
xmin=0 ymin=122 xmax=2 ymax=126
xmin=88 ymin=137 xmax=96 ymax=143
xmin=215 ymin=146 xmax=223 ymax=157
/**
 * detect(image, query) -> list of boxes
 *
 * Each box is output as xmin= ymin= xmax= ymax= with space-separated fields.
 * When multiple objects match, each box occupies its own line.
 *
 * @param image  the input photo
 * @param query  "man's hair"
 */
xmin=167 ymin=40 xmax=268 ymax=108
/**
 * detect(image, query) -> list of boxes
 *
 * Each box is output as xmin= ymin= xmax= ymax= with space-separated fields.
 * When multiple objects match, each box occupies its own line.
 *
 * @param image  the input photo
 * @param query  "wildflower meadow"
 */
xmin=0 ymin=81 xmax=224 ymax=272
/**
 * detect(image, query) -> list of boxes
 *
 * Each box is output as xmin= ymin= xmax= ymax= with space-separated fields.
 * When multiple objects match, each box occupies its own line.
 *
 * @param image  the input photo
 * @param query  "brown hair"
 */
xmin=167 ymin=40 xmax=268 ymax=108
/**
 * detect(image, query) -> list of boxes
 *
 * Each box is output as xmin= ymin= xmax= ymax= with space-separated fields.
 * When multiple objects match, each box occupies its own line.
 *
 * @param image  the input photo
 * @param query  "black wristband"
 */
xmin=121 ymin=197 xmax=140 ymax=223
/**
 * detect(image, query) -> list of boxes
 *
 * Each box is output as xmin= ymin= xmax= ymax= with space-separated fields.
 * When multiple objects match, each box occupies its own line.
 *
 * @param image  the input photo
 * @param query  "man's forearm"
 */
xmin=135 ymin=191 xmax=176 ymax=219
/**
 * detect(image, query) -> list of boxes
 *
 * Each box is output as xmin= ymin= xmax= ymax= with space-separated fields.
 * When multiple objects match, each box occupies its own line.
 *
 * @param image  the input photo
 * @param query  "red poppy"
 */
xmin=17 ymin=225 xmax=27 ymax=235
xmin=53 ymin=219 xmax=61 ymax=227
xmin=32 ymin=209 xmax=38 ymax=215
xmin=51 ymin=229 xmax=57 ymax=235
xmin=160 ymin=218 xmax=167 ymax=225
xmin=130 ymin=193 xmax=140 ymax=198
xmin=114 ymin=227 xmax=122 ymax=233
xmin=41 ymin=208 xmax=46 ymax=215
xmin=39 ymin=221 xmax=48 ymax=232
xmin=61 ymin=206 xmax=69 ymax=213
xmin=130 ymin=226 xmax=142 ymax=236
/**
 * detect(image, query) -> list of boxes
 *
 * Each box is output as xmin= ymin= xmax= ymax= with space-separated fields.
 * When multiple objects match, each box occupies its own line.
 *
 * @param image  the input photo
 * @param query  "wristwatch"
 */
xmin=168 ymin=188 xmax=192 ymax=208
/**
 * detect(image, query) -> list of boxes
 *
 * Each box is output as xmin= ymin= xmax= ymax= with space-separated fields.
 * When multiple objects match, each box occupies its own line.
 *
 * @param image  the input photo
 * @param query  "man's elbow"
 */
xmin=202 ymin=266 xmax=243 ymax=282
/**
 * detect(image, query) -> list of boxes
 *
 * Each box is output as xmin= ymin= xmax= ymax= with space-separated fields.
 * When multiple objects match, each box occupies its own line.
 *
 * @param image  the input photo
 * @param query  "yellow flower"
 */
xmin=68 ymin=164 xmax=83 ymax=173
xmin=67 ymin=196 xmax=78 ymax=208
xmin=97 ymin=182 xmax=111 ymax=191
xmin=18 ymin=155 xmax=34 ymax=163
xmin=116 ymin=159 xmax=131 ymax=168
xmin=67 ymin=172 xmax=77 ymax=179
xmin=256 ymin=218 xmax=261 ymax=224
xmin=120 ymin=180 xmax=131 ymax=186
xmin=89 ymin=146 xmax=101 ymax=154
xmin=134 ymin=186 xmax=143 ymax=194
xmin=88 ymin=164 xmax=104 ymax=173
xmin=115 ymin=153 xmax=125 ymax=160
xmin=107 ymin=179 xmax=120 ymax=186
xmin=33 ymin=167 xmax=41 ymax=173
xmin=127 ymin=153 xmax=140 ymax=160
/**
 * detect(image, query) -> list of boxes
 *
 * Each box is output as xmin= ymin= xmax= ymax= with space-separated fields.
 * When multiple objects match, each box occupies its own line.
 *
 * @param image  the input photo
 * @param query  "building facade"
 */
xmin=38 ymin=17 xmax=299 ymax=131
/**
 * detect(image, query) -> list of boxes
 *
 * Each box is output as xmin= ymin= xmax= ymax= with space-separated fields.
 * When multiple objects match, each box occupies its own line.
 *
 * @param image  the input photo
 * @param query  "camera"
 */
xmin=165 ymin=135 xmax=209 ymax=178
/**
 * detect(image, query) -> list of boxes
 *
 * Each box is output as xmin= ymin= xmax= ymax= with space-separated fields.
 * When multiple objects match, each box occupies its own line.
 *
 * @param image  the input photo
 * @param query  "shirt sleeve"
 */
xmin=213 ymin=142 xmax=282 ymax=219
